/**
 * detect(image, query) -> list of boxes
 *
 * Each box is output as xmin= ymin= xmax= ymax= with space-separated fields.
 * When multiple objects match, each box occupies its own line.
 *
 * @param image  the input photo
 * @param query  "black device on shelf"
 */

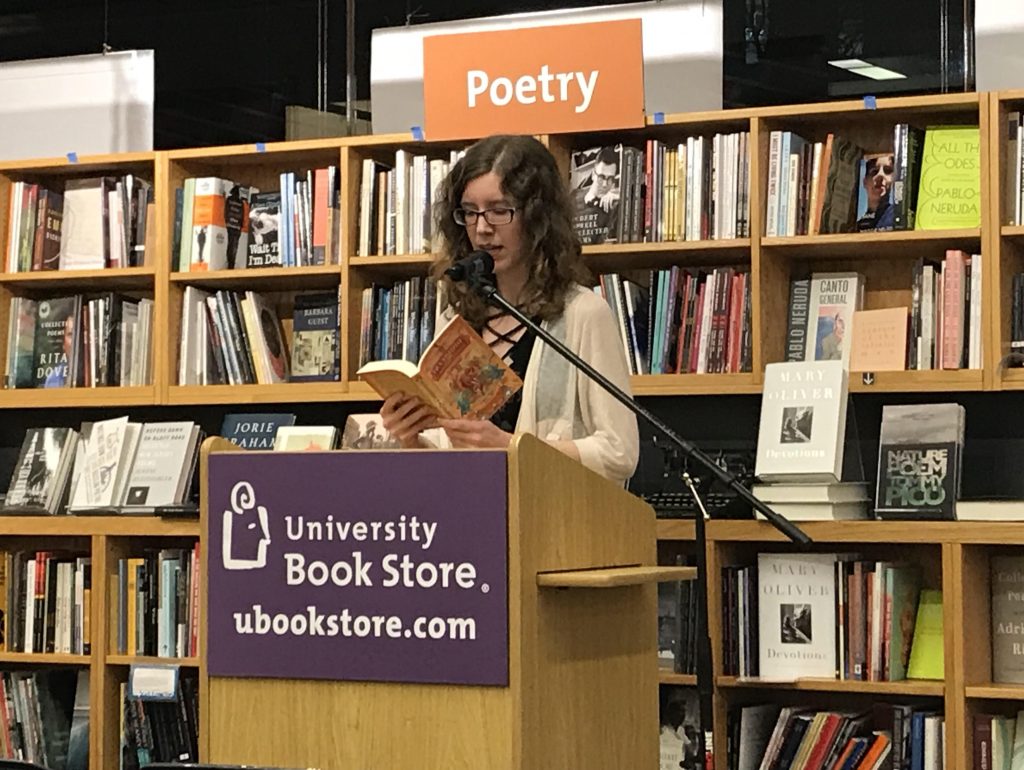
xmin=629 ymin=438 xmax=756 ymax=519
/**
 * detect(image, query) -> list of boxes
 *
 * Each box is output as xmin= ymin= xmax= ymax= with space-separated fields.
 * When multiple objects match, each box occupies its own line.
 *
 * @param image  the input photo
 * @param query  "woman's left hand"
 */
xmin=438 ymin=419 xmax=513 ymax=449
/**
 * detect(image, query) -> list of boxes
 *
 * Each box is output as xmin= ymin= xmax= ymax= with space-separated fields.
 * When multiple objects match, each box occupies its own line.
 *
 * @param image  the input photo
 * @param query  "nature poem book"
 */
xmin=357 ymin=314 xmax=522 ymax=420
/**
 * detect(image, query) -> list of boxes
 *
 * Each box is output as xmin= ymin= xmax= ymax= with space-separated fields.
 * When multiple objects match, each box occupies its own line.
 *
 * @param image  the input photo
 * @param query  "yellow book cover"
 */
xmin=357 ymin=314 xmax=522 ymax=421
xmin=906 ymin=588 xmax=944 ymax=679
xmin=914 ymin=126 xmax=981 ymax=230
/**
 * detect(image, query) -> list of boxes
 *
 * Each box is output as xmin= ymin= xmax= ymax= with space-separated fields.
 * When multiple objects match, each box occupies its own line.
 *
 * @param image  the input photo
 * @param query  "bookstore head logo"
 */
xmin=222 ymin=481 xmax=271 ymax=570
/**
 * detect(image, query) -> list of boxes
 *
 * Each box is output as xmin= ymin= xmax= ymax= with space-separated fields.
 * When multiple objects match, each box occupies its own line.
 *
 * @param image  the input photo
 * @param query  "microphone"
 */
xmin=444 ymin=249 xmax=495 ymax=283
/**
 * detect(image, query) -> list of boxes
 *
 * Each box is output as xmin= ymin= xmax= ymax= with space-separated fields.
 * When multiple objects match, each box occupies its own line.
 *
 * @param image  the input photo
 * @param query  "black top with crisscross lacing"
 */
xmin=485 ymin=313 xmax=537 ymax=432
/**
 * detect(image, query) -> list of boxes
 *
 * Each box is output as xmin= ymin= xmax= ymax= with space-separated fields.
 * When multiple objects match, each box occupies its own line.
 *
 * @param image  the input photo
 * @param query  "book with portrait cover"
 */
xmin=874 ymin=403 xmax=965 ymax=520
xmin=805 ymin=272 xmax=864 ymax=368
xmin=755 ymin=360 xmax=848 ymax=483
xmin=357 ymin=314 xmax=522 ymax=421
xmin=570 ymin=145 xmax=623 ymax=245
xmin=757 ymin=552 xmax=838 ymax=680
xmin=220 ymin=413 xmax=296 ymax=450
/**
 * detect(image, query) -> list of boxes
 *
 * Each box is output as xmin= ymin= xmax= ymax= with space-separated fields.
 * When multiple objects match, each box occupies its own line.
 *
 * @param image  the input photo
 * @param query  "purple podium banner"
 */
xmin=207 ymin=451 xmax=508 ymax=686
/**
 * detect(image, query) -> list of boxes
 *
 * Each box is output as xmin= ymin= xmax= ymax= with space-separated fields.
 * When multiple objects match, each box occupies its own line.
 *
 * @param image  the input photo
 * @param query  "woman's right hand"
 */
xmin=380 ymin=392 xmax=438 ymax=449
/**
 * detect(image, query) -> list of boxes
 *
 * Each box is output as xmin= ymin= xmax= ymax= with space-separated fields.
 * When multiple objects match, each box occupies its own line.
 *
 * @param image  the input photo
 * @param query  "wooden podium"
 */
xmin=200 ymin=434 xmax=693 ymax=770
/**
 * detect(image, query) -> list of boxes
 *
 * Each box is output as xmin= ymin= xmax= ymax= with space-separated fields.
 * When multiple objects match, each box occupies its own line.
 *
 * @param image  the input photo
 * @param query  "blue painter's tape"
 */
xmin=255 ymin=142 xmax=266 ymax=153
xmin=653 ymin=112 xmax=665 ymax=125
xmin=863 ymin=95 xmax=877 ymax=110
xmin=66 ymin=152 xmax=79 ymax=163
xmin=411 ymin=126 xmax=424 ymax=141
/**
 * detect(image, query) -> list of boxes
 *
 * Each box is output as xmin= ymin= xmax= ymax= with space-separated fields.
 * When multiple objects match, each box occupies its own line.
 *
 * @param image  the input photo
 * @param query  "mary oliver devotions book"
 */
xmin=357 ymin=314 xmax=522 ymax=421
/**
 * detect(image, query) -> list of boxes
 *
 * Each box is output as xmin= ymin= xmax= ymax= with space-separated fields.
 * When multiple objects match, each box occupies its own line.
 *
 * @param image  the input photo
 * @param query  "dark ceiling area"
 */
xmin=0 ymin=0 xmax=971 ymax=150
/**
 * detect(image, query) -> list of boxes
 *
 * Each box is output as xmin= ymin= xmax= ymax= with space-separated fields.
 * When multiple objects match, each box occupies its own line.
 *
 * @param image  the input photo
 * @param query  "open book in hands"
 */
xmin=357 ymin=314 xmax=523 ymax=421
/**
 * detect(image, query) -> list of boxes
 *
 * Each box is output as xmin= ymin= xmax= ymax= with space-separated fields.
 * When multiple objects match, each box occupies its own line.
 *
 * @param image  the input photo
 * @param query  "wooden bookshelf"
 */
xmin=0 ymin=267 xmax=157 ymax=290
xmin=169 ymin=264 xmax=341 ymax=292
xmin=716 ymin=676 xmax=945 ymax=696
xmin=106 ymin=655 xmax=200 ymax=667
xmin=0 ymin=90 xmax=1022 ymax=770
xmin=659 ymin=672 xmax=698 ymax=686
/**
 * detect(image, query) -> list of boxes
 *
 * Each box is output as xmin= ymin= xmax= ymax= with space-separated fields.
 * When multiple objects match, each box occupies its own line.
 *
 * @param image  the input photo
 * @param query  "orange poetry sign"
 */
xmin=422 ymin=19 xmax=645 ymax=141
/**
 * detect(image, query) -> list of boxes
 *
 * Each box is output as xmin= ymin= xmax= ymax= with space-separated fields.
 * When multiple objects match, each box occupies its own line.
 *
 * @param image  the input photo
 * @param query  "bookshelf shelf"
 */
xmin=169 ymin=265 xmax=341 ymax=292
xmin=0 ymin=516 xmax=198 ymax=537
xmin=0 ymin=386 xmax=157 ymax=409
xmin=965 ymin=684 xmax=1024 ymax=700
xmin=106 ymin=655 xmax=200 ymax=667
xmin=167 ymin=382 xmax=350 ymax=406
xmin=0 ymin=267 xmax=157 ymax=291
xmin=999 ymin=368 xmax=1024 ymax=389
xmin=582 ymin=239 xmax=752 ymax=271
xmin=1000 ymin=225 xmax=1024 ymax=238
xmin=631 ymin=372 xmax=759 ymax=396
xmin=707 ymin=520 xmax=967 ymax=543
xmin=656 ymin=520 xmax=696 ymax=541
xmin=0 ymin=653 xmax=91 ymax=666
xmin=847 ymin=369 xmax=985 ymax=393
xmin=760 ymin=228 xmax=982 ymax=260
xmin=659 ymin=672 xmax=698 ymax=686
xmin=716 ymin=676 xmax=944 ymax=696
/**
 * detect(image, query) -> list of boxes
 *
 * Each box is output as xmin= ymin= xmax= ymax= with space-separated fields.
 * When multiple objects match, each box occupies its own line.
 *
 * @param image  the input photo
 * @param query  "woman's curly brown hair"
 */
xmin=432 ymin=134 xmax=590 ymax=330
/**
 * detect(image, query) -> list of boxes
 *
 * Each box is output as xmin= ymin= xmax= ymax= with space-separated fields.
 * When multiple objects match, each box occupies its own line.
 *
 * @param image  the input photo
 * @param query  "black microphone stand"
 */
xmin=469 ymin=274 xmax=811 ymax=770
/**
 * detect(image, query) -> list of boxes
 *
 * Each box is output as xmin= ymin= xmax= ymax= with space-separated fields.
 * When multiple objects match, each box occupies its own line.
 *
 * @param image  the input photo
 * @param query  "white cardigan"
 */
xmin=426 ymin=285 xmax=640 ymax=485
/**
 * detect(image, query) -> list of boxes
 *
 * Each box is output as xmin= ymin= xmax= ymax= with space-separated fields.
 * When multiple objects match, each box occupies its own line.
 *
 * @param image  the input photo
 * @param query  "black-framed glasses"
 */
xmin=453 ymin=207 xmax=516 ymax=226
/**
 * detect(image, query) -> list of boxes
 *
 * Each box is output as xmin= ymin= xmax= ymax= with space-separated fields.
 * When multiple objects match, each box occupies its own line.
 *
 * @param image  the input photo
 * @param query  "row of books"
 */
xmin=1004 ymin=109 xmax=1024 ymax=227
xmin=5 ymin=175 xmax=153 ymax=272
xmin=5 ymin=293 xmax=154 ymax=390
xmin=974 ymin=711 xmax=1024 ymax=770
xmin=570 ymin=133 xmax=751 ymax=246
xmin=596 ymin=267 xmax=753 ymax=376
xmin=0 ymin=669 xmax=86 ymax=769
xmin=356 ymin=149 xmax=464 ymax=257
xmin=114 ymin=546 xmax=200 ymax=659
xmin=2 ymin=551 xmax=91 ymax=655
xmin=657 ymin=563 xmax=698 ymax=676
xmin=783 ymin=257 xmax=982 ymax=375
xmin=172 ymin=168 xmax=341 ymax=272
xmin=3 ymin=419 xmax=202 ymax=515
xmin=178 ymin=288 xmax=339 ymax=386
xmin=767 ymin=124 xmax=977 ymax=237
xmin=725 ymin=703 xmax=945 ymax=770
xmin=358 ymin=277 xmax=445 ymax=367
xmin=726 ymin=552 xmax=939 ymax=682
xmin=121 ymin=678 xmax=199 ymax=768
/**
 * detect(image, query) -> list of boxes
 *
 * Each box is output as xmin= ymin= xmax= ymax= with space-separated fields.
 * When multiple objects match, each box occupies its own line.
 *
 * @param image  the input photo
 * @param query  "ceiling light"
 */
xmin=828 ymin=59 xmax=907 ymax=80
xmin=828 ymin=59 xmax=872 ymax=70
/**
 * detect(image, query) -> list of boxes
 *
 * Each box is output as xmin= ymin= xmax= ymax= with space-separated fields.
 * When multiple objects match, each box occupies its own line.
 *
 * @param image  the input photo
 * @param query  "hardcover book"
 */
xmin=220 ymin=413 xmax=297 ymax=450
xmin=290 ymin=292 xmax=339 ymax=382
xmin=32 ymin=295 xmax=80 ymax=388
xmin=340 ymin=414 xmax=402 ymax=450
xmin=805 ymin=272 xmax=864 ymax=367
xmin=357 ymin=314 xmax=522 ymax=421
xmin=4 ymin=427 xmax=78 ymax=512
xmin=570 ymin=145 xmax=623 ymax=245
xmin=757 ymin=552 xmax=838 ymax=680
xmin=915 ymin=125 xmax=982 ymax=230
xmin=755 ymin=360 xmax=848 ymax=483
xmin=991 ymin=555 xmax=1024 ymax=684
xmin=874 ymin=403 xmax=965 ymax=520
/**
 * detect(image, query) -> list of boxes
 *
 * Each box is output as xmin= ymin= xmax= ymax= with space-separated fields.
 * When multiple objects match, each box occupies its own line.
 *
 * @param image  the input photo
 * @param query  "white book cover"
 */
xmin=757 ymin=552 xmax=838 ymax=680
xmin=755 ymin=360 xmax=848 ymax=483
xmin=61 ymin=177 xmax=109 ymax=270
xmin=123 ymin=421 xmax=198 ymax=507
xmin=804 ymin=272 xmax=864 ymax=367
xmin=72 ymin=416 xmax=129 ymax=508
xmin=274 ymin=425 xmax=337 ymax=451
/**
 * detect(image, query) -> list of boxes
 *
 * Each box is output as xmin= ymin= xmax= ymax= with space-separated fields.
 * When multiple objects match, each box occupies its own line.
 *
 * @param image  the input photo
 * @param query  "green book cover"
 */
xmin=914 ymin=125 xmax=981 ymax=229
xmin=886 ymin=565 xmax=922 ymax=681
xmin=906 ymin=588 xmax=944 ymax=680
